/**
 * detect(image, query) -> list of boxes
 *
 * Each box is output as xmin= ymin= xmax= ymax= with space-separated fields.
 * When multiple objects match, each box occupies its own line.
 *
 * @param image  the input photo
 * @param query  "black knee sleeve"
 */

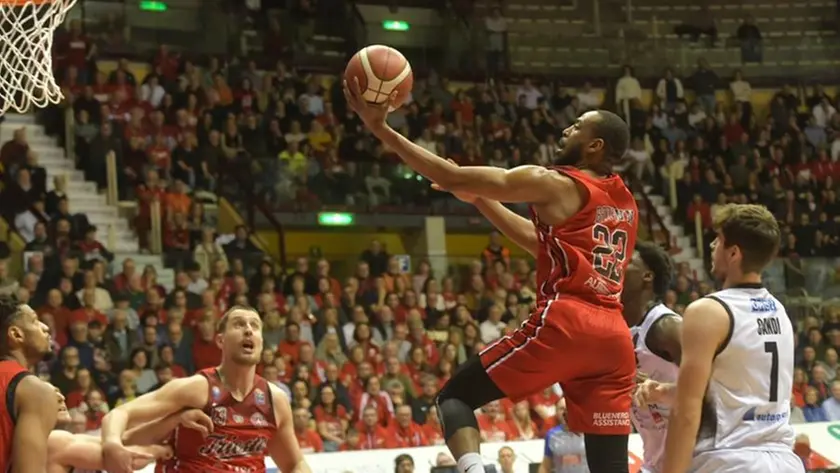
xmin=435 ymin=355 xmax=505 ymax=441
xmin=584 ymin=433 xmax=629 ymax=473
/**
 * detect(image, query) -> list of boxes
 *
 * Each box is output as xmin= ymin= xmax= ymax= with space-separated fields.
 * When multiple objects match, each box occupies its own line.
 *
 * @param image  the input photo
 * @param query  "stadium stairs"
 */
xmin=635 ymin=184 xmax=705 ymax=274
xmin=1 ymin=113 xmax=174 ymax=289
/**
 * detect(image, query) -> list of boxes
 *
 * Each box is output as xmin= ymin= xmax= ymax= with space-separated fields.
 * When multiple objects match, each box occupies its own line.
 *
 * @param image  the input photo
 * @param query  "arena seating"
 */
xmin=0 ymin=0 xmax=838 ymax=469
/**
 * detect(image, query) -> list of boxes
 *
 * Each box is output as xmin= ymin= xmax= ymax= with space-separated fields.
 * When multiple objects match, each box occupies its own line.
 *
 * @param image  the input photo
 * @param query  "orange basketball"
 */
xmin=344 ymin=45 xmax=413 ymax=110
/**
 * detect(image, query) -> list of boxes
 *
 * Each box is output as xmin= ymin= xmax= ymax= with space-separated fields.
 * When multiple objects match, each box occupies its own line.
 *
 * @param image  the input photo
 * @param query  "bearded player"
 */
xmin=345 ymin=81 xmax=635 ymax=473
xmin=1 ymin=295 xmax=64 ymax=473
xmin=101 ymin=307 xmax=312 ymax=473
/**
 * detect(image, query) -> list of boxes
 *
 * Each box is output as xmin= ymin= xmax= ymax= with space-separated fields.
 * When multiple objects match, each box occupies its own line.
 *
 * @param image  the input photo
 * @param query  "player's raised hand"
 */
xmin=343 ymin=77 xmax=393 ymax=131
xmin=430 ymin=159 xmax=478 ymax=204
xmin=103 ymin=440 xmax=155 ymax=473
xmin=634 ymin=378 xmax=669 ymax=406
xmin=179 ymin=409 xmax=214 ymax=437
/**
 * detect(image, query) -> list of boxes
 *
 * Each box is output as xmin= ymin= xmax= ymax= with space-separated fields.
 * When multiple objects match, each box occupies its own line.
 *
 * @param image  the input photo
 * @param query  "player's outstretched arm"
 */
xmin=102 ymin=375 xmax=207 ymax=473
xmin=267 ymin=384 xmax=312 ymax=473
xmin=662 ymin=298 xmax=730 ymax=473
xmin=48 ymin=430 xmax=171 ymax=471
xmin=432 ymin=161 xmax=539 ymax=257
xmin=12 ymin=376 xmax=58 ymax=473
xmin=383 ymin=130 xmax=565 ymax=203
xmin=122 ymin=408 xmax=213 ymax=446
xmin=344 ymin=78 xmax=573 ymax=203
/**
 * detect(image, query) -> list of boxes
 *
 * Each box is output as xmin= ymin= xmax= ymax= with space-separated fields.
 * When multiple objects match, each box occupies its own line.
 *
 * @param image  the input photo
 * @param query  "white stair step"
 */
xmin=9 ymin=112 xmax=144 ymax=257
xmin=66 ymin=193 xmax=107 ymax=206
xmin=66 ymin=181 xmax=98 ymax=193
xmin=30 ymin=147 xmax=66 ymax=156
xmin=0 ymin=125 xmax=47 ymax=138
xmin=0 ymin=133 xmax=56 ymax=147
xmin=3 ymin=113 xmax=37 ymax=125
xmin=70 ymin=205 xmax=118 ymax=219
xmin=39 ymin=159 xmax=75 ymax=172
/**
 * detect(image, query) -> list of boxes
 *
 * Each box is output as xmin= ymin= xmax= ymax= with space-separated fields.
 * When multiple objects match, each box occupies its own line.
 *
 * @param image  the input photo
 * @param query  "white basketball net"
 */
xmin=0 ymin=0 xmax=76 ymax=114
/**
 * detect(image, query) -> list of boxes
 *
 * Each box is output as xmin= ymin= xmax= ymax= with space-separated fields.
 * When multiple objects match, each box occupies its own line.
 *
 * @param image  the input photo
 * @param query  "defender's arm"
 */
xmin=662 ymin=298 xmax=730 ymax=473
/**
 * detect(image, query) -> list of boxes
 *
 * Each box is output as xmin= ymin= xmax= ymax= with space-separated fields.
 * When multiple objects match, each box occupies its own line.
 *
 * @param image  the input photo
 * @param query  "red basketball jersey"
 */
xmin=0 ymin=360 xmax=30 ymax=473
xmin=530 ymin=166 xmax=638 ymax=311
xmin=156 ymin=368 xmax=277 ymax=473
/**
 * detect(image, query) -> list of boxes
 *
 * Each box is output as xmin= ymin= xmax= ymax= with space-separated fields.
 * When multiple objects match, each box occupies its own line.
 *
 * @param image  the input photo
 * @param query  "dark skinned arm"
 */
xmin=646 ymin=314 xmax=684 ymax=366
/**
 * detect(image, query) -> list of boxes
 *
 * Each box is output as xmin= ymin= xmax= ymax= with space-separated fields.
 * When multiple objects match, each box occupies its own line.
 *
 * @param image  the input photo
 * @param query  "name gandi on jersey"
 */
xmin=753 ymin=298 xmax=781 ymax=336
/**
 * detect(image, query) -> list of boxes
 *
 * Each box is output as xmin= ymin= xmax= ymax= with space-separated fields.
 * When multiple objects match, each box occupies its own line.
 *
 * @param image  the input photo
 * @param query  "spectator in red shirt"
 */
xmin=276 ymin=321 xmax=306 ymax=366
xmin=312 ymin=384 xmax=349 ymax=452
xmin=389 ymin=404 xmax=428 ymax=447
xmin=529 ymin=386 xmax=562 ymax=429
xmin=687 ymin=193 xmax=712 ymax=229
xmin=477 ymin=400 xmax=513 ymax=442
xmin=192 ymin=315 xmax=222 ymax=371
xmin=356 ymin=375 xmax=394 ymax=426
xmin=508 ymin=400 xmax=539 ymax=440
xmin=293 ymin=407 xmax=324 ymax=453
xmin=423 ymin=405 xmax=445 ymax=446
xmin=540 ymin=398 xmax=569 ymax=435
xmin=357 ymin=406 xmax=393 ymax=450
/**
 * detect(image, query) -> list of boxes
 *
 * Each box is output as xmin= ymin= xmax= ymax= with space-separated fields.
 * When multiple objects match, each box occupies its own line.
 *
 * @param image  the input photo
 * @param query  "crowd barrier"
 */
xmin=137 ymin=422 xmax=840 ymax=473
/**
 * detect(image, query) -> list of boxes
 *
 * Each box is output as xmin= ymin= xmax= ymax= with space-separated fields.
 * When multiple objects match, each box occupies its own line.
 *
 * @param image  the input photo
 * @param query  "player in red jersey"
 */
xmin=101 ymin=306 xmax=311 ymax=473
xmin=0 ymin=294 xmax=61 ymax=473
xmin=345 ymin=81 xmax=635 ymax=473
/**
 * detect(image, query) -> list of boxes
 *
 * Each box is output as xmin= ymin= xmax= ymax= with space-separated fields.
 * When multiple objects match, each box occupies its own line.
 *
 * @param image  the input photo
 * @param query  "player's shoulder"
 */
xmin=155 ymin=373 xmax=210 ymax=406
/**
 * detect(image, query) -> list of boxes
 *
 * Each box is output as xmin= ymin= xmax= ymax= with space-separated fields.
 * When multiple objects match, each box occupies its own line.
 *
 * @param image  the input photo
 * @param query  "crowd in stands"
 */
xmin=0 ymin=6 xmax=838 ymax=458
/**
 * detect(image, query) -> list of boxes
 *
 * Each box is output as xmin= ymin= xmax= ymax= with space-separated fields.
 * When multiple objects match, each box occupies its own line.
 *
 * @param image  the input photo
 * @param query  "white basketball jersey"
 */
xmin=694 ymin=284 xmax=796 ymax=455
xmin=629 ymin=303 xmax=680 ymax=473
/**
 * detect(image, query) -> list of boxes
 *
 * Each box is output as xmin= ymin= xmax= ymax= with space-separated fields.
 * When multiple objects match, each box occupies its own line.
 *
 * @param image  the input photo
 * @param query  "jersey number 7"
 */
xmin=591 ymin=223 xmax=629 ymax=284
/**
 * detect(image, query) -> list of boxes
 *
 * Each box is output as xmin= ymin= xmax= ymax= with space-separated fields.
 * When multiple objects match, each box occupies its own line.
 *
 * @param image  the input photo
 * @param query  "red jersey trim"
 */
xmin=5 ymin=371 xmax=30 ymax=424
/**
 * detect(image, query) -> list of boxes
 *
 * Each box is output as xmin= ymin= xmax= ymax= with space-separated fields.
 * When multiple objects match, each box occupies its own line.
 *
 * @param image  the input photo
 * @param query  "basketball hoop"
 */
xmin=0 ymin=0 xmax=76 ymax=114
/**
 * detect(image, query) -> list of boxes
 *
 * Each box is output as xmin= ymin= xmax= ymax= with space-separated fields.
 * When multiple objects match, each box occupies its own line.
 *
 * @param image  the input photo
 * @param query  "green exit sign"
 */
xmin=382 ymin=20 xmax=410 ymax=31
xmin=139 ymin=1 xmax=167 ymax=11
xmin=318 ymin=212 xmax=355 ymax=226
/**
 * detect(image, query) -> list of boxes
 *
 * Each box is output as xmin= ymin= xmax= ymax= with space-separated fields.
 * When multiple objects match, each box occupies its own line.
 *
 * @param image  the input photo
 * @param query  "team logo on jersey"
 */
xmin=211 ymin=386 xmax=223 ymax=402
xmin=232 ymin=413 xmax=245 ymax=424
xmin=751 ymin=298 xmax=777 ymax=312
xmin=254 ymin=389 xmax=265 ymax=406
xmin=212 ymin=406 xmax=228 ymax=425
xmin=250 ymin=412 xmax=267 ymax=426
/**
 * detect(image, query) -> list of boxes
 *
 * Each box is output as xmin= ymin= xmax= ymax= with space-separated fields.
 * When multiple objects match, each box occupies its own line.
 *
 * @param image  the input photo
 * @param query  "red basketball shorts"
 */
xmin=479 ymin=296 xmax=635 ymax=435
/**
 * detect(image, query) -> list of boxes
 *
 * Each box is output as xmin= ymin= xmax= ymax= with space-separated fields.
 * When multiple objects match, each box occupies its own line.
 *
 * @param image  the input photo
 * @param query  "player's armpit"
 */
xmin=649 ymin=314 xmax=683 ymax=365
xmin=267 ymin=384 xmax=308 ymax=473
xmin=473 ymin=199 xmax=539 ymax=257
xmin=102 ymin=375 xmax=207 ymax=444
xmin=12 ymin=376 xmax=57 ymax=473
xmin=662 ymin=298 xmax=730 ymax=473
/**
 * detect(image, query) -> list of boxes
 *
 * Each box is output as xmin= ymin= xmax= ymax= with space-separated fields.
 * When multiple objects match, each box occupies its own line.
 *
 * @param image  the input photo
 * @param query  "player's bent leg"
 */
xmin=584 ymin=434 xmax=630 ymax=473
xmin=560 ymin=315 xmax=635 ymax=473
xmin=436 ymin=355 xmax=506 ymax=472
